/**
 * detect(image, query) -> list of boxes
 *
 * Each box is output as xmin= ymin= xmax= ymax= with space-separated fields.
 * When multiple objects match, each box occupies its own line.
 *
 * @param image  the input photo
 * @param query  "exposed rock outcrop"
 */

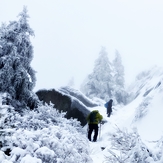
xmin=36 ymin=87 xmax=98 ymax=126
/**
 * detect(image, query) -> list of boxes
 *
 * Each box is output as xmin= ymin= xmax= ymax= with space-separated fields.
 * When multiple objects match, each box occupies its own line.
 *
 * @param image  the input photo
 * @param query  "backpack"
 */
xmin=104 ymin=102 xmax=109 ymax=108
xmin=89 ymin=111 xmax=97 ymax=123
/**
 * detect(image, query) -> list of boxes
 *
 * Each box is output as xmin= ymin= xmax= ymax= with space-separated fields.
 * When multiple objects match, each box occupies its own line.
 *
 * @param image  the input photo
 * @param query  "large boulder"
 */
xmin=36 ymin=87 xmax=98 ymax=126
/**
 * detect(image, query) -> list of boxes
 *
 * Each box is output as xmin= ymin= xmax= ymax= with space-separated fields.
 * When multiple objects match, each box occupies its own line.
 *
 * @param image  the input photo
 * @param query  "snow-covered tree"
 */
xmin=112 ymin=50 xmax=128 ymax=104
xmin=112 ymin=50 xmax=124 ymax=88
xmin=81 ymin=47 xmax=113 ymax=101
xmin=0 ymin=7 xmax=37 ymax=109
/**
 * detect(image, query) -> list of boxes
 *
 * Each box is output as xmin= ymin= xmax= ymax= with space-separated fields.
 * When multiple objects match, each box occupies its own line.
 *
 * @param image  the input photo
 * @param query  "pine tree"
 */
xmin=0 ymin=6 xmax=38 ymax=109
xmin=81 ymin=47 xmax=113 ymax=100
xmin=112 ymin=50 xmax=128 ymax=104
xmin=112 ymin=50 xmax=125 ymax=88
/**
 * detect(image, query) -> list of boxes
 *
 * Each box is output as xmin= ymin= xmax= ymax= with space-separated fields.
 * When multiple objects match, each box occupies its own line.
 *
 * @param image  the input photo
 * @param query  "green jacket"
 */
xmin=87 ymin=110 xmax=103 ymax=124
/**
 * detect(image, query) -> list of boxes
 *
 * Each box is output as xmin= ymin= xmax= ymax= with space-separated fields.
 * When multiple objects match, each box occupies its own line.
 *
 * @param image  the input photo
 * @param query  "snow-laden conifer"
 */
xmin=81 ymin=47 xmax=113 ymax=101
xmin=0 ymin=6 xmax=37 ymax=109
xmin=112 ymin=50 xmax=128 ymax=104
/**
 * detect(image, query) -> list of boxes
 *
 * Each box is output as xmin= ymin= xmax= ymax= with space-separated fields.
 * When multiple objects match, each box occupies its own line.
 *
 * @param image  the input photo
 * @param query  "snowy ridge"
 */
xmin=87 ymin=66 xmax=163 ymax=162
xmin=128 ymin=66 xmax=163 ymax=99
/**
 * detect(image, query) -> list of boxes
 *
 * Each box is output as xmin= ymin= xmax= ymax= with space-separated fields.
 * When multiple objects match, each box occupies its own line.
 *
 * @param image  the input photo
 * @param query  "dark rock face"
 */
xmin=36 ymin=88 xmax=97 ymax=126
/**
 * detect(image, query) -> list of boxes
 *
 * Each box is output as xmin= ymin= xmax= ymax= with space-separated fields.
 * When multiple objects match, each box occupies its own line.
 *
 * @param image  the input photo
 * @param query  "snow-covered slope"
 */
xmin=88 ymin=66 xmax=163 ymax=162
xmin=127 ymin=66 xmax=163 ymax=140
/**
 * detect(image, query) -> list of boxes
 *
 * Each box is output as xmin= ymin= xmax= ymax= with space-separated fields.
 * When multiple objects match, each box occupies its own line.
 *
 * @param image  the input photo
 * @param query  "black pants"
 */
xmin=107 ymin=107 xmax=112 ymax=117
xmin=107 ymin=111 xmax=111 ymax=117
xmin=88 ymin=124 xmax=98 ymax=142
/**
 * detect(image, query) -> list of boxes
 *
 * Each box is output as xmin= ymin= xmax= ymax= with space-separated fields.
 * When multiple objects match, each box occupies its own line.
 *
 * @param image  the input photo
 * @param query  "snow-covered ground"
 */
xmin=88 ymin=67 xmax=163 ymax=162
xmin=87 ymin=104 xmax=136 ymax=163
xmin=89 ymin=94 xmax=163 ymax=163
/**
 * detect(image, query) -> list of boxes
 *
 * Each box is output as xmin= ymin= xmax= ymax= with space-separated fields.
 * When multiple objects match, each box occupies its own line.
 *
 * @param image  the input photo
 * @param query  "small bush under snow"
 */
xmin=104 ymin=126 xmax=163 ymax=163
xmin=0 ymin=103 xmax=93 ymax=163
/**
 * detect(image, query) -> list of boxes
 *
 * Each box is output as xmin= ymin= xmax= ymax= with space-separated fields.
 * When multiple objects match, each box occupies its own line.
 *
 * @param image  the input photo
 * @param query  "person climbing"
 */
xmin=106 ymin=99 xmax=113 ymax=117
xmin=86 ymin=110 xmax=103 ymax=142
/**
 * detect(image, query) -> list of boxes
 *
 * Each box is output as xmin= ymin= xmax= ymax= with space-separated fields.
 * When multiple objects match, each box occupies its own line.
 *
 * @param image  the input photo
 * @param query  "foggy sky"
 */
xmin=0 ymin=0 xmax=162 ymax=91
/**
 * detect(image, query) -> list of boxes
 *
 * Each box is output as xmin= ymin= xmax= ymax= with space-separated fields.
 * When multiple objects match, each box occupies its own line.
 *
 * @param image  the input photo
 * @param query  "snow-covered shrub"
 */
xmin=104 ymin=127 xmax=154 ymax=163
xmin=133 ymin=97 xmax=151 ymax=122
xmin=0 ymin=150 xmax=6 ymax=160
xmin=152 ymin=136 xmax=163 ymax=161
xmin=20 ymin=154 xmax=42 ymax=163
xmin=0 ymin=102 xmax=92 ymax=163
xmin=9 ymin=147 xmax=27 ymax=162
xmin=35 ymin=146 xmax=55 ymax=162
